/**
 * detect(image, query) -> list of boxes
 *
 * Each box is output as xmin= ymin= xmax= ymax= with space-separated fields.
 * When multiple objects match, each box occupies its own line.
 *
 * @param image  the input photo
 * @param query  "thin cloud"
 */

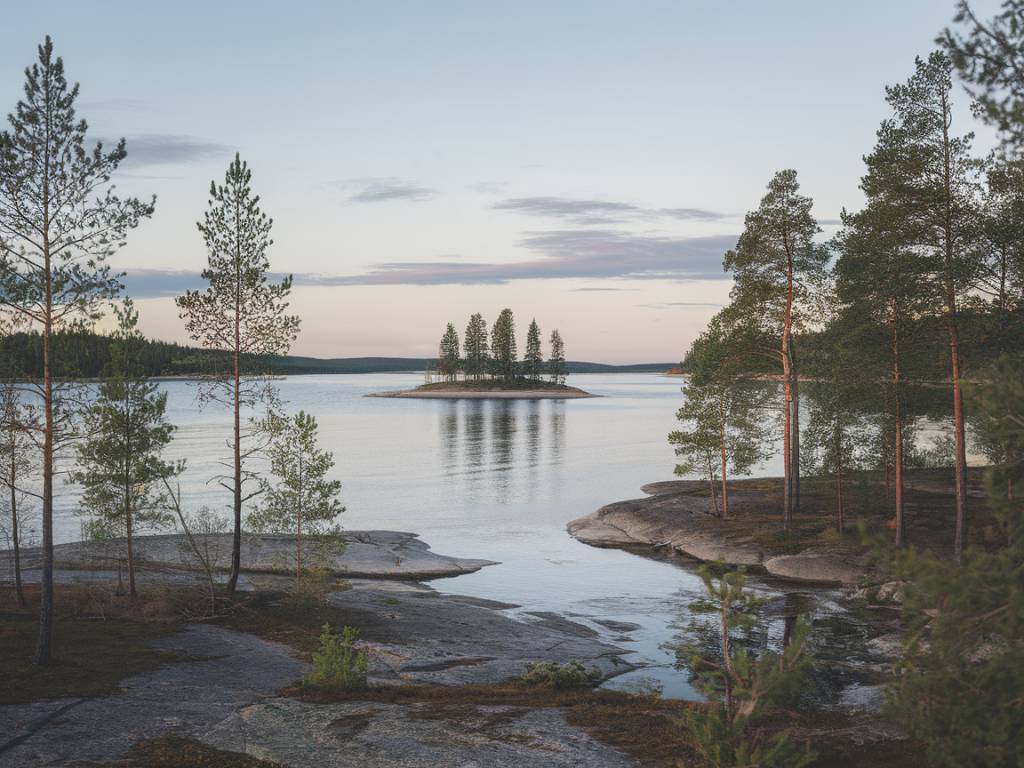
xmin=94 ymin=134 xmax=232 ymax=167
xmin=637 ymin=301 xmax=725 ymax=309
xmin=493 ymin=196 xmax=729 ymax=225
xmin=119 ymin=230 xmax=737 ymax=294
xmin=345 ymin=177 xmax=436 ymax=204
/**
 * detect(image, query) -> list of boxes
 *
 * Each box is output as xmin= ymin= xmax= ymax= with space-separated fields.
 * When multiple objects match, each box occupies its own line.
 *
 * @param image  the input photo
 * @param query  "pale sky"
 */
xmin=0 ymin=1 xmax=1000 ymax=363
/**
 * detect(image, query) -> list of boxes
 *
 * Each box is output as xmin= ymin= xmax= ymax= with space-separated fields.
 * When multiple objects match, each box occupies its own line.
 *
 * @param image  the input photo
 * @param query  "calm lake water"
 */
xmin=49 ymin=373 xmax=868 ymax=700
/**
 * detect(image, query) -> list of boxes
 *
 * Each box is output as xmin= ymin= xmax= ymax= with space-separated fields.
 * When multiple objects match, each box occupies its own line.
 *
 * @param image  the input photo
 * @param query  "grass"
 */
xmin=71 ymin=736 xmax=285 ymax=767
xmin=214 ymin=589 xmax=402 ymax=652
xmin=286 ymin=681 xmax=698 ymax=766
xmin=0 ymin=584 xmax=197 ymax=705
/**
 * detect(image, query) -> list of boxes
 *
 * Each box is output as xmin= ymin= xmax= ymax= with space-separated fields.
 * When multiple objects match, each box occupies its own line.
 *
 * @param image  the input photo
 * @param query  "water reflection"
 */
xmin=436 ymin=399 xmax=566 ymax=504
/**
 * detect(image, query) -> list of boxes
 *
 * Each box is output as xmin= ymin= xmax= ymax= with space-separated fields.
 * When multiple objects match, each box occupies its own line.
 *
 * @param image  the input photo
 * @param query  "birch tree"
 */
xmin=176 ymin=154 xmax=300 ymax=593
xmin=0 ymin=38 xmax=154 ymax=663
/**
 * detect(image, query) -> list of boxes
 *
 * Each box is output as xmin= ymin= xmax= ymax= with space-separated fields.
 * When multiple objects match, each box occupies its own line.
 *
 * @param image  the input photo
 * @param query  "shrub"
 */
xmin=303 ymin=623 xmax=368 ymax=691
xmin=521 ymin=660 xmax=601 ymax=689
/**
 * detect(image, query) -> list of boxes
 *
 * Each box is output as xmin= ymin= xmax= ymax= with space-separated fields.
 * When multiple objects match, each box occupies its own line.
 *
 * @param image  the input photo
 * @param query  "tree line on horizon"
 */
xmin=435 ymin=309 xmax=568 ymax=385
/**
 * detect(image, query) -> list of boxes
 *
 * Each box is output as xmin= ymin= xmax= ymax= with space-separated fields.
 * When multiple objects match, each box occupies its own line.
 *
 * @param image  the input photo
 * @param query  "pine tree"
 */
xmin=863 ymin=52 xmax=979 ymax=559
xmin=524 ymin=319 xmax=543 ymax=382
xmin=248 ymin=410 xmax=344 ymax=579
xmin=491 ymin=308 xmax=518 ymax=382
xmin=834 ymin=171 xmax=933 ymax=545
xmin=884 ymin=355 xmax=1024 ymax=767
xmin=176 ymin=154 xmax=300 ymax=593
xmin=71 ymin=301 xmax=180 ymax=599
xmin=676 ymin=565 xmax=815 ymax=767
xmin=722 ymin=170 xmax=828 ymax=531
xmin=548 ymin=329 xmax=567 ymax=385
xmin=438 ymin=322 xmax=461 ymax=383
xmin=670 ymin=316 xmax=773 ymax=518
xmin=0 ymin=37 xmax=154 ymax=663
xmin=463 ymin=313 xmax=489 ymax=380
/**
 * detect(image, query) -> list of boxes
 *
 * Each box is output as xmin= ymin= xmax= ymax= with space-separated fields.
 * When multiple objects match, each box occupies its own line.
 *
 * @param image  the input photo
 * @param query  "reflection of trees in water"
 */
xmin=435 ymin=400 xmax=566 ymax=502
xmin=667 ymin=586 xmax=884 ymax=710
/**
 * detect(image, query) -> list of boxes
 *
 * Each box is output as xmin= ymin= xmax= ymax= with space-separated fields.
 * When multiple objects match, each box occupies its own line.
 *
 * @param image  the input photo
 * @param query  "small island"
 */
xmin=369 ymin=308 xmax=598 ymax=399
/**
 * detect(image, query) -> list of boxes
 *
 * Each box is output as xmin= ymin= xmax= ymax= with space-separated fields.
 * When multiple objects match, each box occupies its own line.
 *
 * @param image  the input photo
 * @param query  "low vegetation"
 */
xmin=302 ymin=623 xmax=368 ymax=692
xmin=520 ymin=660 xmax=602 ymax=689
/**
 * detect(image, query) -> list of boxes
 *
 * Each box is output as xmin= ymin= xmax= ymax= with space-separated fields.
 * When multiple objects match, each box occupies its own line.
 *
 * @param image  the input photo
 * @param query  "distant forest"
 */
xmin=0 ymin=330 xmax=675 ymax=378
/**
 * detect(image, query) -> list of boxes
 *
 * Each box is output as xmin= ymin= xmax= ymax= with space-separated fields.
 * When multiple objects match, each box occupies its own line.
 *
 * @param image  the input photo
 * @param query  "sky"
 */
xmin=0 ymin=1 xmax=1003 ymax=363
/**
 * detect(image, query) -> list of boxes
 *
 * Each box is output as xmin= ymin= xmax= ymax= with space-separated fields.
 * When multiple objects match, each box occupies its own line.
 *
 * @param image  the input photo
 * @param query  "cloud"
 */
xmin=345 ymin=177 xmax=436 ymax=204
xmin=328 ymin=230 xmax=736 ymax=286
xmin=94 ymin=134 xmax=232 ymax=167
xmin=117 ymin=231 xmax=736 ymax=294
xmin=659 ymin=207 xmax=730 ymax=221
xmin=817 ymin=217 xmax=843 ymax=226
xmin=572 ymin=286 xmax=636 ymax=292
xmin=493 ymin=196 xmax=729 ymax=225
xmin=637 ymin=301 xmax=725 ymax=309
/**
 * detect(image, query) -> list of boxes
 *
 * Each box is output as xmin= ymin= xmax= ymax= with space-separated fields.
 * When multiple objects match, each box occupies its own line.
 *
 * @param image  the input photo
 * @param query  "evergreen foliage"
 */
xmin=722 ymin=169 xmax=828 ymax=531
xmin=524 ymin=319 xmax=543 ymax=381
xmin=247 ymin=410 xmax=345 ymax=578
xmin=438 ymin=323 xmax=461 ymax=382
xmin=304 ymin=623 xmax=369 ymax=692
xmin=175 ymin=154 xmax=300 ymax=594
xmin=490 ymin=308 xmax=518 ymax=381
xmin=884 ymin=355 xmax=1024 ymax=768
xmin=70 ymin=301 xmax=180 ymax=598
xmin=463 ymin=313 xmax=490 ymax=380
xmin=676 ymin=565 xmax=815 ymax=768
xmin=548 ymin=329 xmax=567 ymax=385
xmin=0 ymin=37 xmax=154 ymax=662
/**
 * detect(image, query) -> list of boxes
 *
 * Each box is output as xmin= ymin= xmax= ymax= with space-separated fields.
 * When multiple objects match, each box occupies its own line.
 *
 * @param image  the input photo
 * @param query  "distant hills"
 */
xmin=0 ymin=330 xmax=676 ymax=378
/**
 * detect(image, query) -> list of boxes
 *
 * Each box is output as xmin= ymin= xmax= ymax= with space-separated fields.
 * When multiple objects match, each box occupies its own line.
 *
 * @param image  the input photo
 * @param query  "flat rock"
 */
xmin=763 ymin=554 xmax=865 ymax=585
xmin=202 ymin=697 xmax=636 ymax=768
xmin=0 ymin=625 xmax=306 ymax=768
xmin=3 ymin=530 xmax=496 ymax=581
xmin=570 ymin=487 xmax=872 ymax=584
xmin=0 ymin=582 xmax=635 ymax=766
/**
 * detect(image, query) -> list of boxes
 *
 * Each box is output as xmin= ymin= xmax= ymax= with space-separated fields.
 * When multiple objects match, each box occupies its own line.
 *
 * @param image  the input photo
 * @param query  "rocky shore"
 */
xmin=568 ymin=481 xmax=867 ymax=585
xmin=3 ymin=530 xmax=497 ymax=582
xmin=0 ymin=579 xmax=636 ymax=767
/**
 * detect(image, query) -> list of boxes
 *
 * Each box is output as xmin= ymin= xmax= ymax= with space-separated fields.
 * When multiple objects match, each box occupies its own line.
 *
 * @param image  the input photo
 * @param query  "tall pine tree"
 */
xmin=176 ymin=154 xmax=300 ymax=593
xmin=0 ymin=38 xmax=154 ymax=662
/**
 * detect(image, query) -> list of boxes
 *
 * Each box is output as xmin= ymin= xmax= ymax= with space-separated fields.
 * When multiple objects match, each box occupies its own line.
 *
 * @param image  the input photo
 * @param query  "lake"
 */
xmin=50 ymin=372 xmax=868 ymax=701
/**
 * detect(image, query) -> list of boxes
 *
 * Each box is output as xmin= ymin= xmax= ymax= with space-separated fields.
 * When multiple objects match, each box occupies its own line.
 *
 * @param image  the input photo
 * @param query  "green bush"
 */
xmin=521 ymin=660 xmax=601 ymax=689
xmin=303 ymin=623 xmax=368 ymax=691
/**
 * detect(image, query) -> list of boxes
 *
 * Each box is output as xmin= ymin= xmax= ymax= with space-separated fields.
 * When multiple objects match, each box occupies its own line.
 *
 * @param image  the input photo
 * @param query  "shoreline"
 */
xmin=367 ymin=387 xmax=598 ymax=400
xmin=568 ymin=481 xmax=869 ymax=585
xmin=2 ymin=530 xmax=497 ymax=582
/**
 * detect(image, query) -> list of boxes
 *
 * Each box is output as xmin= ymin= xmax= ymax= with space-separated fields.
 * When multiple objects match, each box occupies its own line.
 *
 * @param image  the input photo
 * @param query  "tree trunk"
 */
xmin=836 ymin=465 xmax=844 ymax=535
xmin=36 ymin=188 xmax=54 ymax=665
xmin=949 ymin=321 xmax=968 ymax=561
xmin=719 ymin=405 xmax=730 ymax=520
xmin=10 ymin=451 xmax=25 ymax=607
xmin=126 ymin=507 xmax=136 ymax=599
xmin=791 ymin=348 xmax=801 ymax=515
xmin=892 ymin=316 xmax=905 ymax=548
xmin=707 ymin=456 xmax=720 ymax=517
xmin=228 ymin=346 xmax=242 ymax=594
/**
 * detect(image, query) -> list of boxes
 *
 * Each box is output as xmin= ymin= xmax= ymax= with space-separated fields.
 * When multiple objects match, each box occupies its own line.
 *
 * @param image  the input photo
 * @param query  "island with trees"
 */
xmin=370 ymin=308 xmax=597 ymax=398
